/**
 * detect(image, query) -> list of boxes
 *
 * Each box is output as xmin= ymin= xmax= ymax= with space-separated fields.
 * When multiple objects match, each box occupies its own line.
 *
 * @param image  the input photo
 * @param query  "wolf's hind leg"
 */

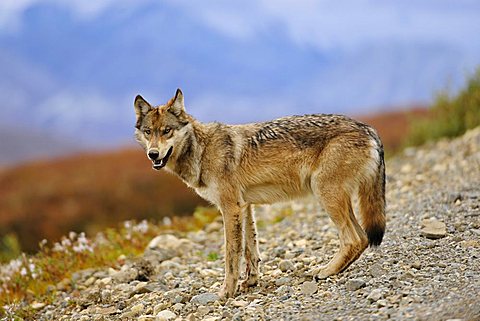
xmin=313 ymin=186 xmax=368 ymax=279
xmin=240 ymin=204 xmax=260 ymax=291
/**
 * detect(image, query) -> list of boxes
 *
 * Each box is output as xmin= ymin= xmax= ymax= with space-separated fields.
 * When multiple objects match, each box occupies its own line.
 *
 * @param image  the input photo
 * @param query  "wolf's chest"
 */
xmin=193 ymin=184 xmax=220 ymax=205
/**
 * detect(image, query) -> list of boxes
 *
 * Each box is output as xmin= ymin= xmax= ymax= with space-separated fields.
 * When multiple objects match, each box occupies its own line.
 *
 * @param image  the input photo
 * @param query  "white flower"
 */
xmin=61 ymin=238 xmax=72 ymax=248
xmin=133 ymin=220 xmax=149 ymax=234
xmin=72 ymin=232 xmax=93 ymax=253
xmin=52 ymin=242 xmax=65 ymax=252
xmin=20 ymin=267 xmax=27 ymax=276
xmin=163 ymin=216 xmax=172 ymax=226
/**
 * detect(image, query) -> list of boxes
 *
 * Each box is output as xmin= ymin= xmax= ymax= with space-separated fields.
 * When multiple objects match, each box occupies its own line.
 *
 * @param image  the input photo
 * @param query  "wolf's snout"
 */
xmin=148 ymin=150 xmax=159 ymax=160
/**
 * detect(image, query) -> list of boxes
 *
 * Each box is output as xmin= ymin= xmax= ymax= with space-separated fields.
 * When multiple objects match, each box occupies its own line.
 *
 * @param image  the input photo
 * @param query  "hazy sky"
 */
xmin=0 ymin=0 xmax=479 ymax=146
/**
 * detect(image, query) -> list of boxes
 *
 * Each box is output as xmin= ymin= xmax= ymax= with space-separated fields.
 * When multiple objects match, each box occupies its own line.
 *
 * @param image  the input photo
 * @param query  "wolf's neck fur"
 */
xmin=167 ymin=118 xmax=210 ymax=188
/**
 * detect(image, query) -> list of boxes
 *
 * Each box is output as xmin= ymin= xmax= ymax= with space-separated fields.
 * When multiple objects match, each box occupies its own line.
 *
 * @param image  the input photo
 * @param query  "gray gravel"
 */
xmin=33 ymin=128 xmax=480 ymax=320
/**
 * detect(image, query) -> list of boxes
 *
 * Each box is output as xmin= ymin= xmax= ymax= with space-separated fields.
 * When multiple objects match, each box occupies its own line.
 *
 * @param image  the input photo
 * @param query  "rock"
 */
xmin=196 ymin=306 xmax=211 ymax=316
xmin=346 ymin=278 xmax=366 ymax=291
xmin=98 ymin=277 xmax=112 ymax=285
xmin=271 ymin=247 xmax=286 ymax=258
xmin=411 ymin=261 xmax=422 ymax=270
xmin=421 ymin=218 xmax=447 ymax=239
xmin=172 ymin=303 xmax=184 ymax=311
xmin=138 ymin=315 xmax=155 ymax=321
xmin=222 ymin=311 xmax=233 ymax=319
xmin=121 ymin=303 xmax=144 ymax=319
xmin=153 ymin=303 xmax=168 ymax=315
xmin=147 ymin=234 xmax=198 ymax=257
xmin=300 ymin=281 xmax=318 ymax=296
xmin=129 ymin=281 xmax=153 ymax=297
xmin=31 ymin=302 xmax=45 ymax=310
xmin=112 ymin=267 xmax=138 ymax=283
xmin=471 ymin=228 xmax=480 ymax=236
xmin=156 ymin=309 xmax=177 ymax=321
xmin=84 ymin=276 xmax=96 ymax=286
xmin=56 ymin=278 xmax=71 ymax=291
xmin=369 ymin=263 xmax=385 ymax=278
xmin=205 ymin=221 xmax=223 ymax=233
xmin=278 ymin=259 xmax=295 ymax=272
xmin=275 ymin=285 xmax=294 ymax=295
xmin=275 ymin=277 xmax=291 ymax=286
xmin=367 ymin=289 xmax=384 ymax=302
xmin=190 ymin=293 xmax=219 ymax=305
xmin=130 ymin=303 xmax=144 ymax=314
xmin=231 ymin=299 xmax=249 ymax=307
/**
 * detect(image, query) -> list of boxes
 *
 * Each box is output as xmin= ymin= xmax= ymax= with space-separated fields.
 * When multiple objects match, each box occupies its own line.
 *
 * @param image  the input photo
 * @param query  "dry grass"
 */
xmin=0 ymin=208 xmax=219 ymax=319
xmin=0 ymin=148 xmax=207 ymax=257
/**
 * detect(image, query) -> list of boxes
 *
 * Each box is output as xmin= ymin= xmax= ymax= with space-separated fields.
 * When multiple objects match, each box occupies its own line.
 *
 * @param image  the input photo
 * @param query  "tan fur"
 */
xmin=134 ymin=89 xmax=386 ymax=298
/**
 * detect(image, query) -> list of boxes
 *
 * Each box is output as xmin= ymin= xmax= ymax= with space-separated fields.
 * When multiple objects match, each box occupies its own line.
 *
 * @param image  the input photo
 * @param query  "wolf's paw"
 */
xmin=218 ymin=283 xmax=237 ymax=299
xmin=239 ymin=277 xmax=258 ymax=292
xmin=314 ymin=265 xmax=334 ymax=280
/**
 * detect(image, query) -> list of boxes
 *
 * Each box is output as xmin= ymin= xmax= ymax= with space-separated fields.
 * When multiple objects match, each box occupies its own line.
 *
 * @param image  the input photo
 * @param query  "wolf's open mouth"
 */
xmin=152 ymin=146 xmax=173 ymax=170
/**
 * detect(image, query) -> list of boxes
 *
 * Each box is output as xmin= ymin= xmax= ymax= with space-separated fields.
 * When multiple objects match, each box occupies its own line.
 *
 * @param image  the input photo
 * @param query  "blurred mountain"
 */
xmin=0 ymin=125 xmax=83 ymax=165
xmin=0 ymin=1 xmax=478 ymax=149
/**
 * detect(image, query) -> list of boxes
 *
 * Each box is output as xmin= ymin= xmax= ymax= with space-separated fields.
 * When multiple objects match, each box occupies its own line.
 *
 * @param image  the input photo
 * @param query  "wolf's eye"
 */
xmin=163 ymin=127 xmax=171 ymax=135
xmin=144 ymin=129 xmax=151 ymax=135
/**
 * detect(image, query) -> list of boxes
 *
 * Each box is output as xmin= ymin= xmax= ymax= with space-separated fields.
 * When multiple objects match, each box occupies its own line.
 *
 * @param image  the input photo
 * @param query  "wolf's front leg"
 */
xmin=240 ymin=204 xmax=260 ymax=291
xmin=218 ymin=200 xmax=243 ymax=299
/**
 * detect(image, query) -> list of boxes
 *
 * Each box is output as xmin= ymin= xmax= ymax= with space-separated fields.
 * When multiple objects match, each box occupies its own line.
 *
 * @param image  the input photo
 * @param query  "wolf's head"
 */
xmin=134 ymin=89 xmax=190 ymax=170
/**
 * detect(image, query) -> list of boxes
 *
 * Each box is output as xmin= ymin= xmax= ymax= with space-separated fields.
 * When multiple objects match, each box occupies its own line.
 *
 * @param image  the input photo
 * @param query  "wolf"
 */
xmin=134 ymin=89 xmax=386 ymax=298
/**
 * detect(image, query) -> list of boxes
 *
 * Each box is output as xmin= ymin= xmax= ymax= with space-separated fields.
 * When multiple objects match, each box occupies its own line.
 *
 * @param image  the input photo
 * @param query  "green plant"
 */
xmin=405 ymin=68 xmax=480 ymax=147
xmin=207 ymin=252 xmax=219 ymax=261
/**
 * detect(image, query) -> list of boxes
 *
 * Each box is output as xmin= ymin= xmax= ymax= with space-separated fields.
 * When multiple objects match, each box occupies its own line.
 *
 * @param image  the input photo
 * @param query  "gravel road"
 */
xmin=34 ymin=128 xmax=480 ymax=321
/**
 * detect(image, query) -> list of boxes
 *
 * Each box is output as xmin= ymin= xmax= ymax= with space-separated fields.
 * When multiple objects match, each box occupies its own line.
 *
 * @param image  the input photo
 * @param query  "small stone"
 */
xmin=367 ymin=289 xmax=384 ymax=302
xmin=231 ymin=299 xmax=249 ymax=307
xmin=222 ymin=311 xmax=233 ymax=319
xmin=377 ymin=299 xmax=389 ymax=307
xmin=172 ymin=303 xmax=184 ymax=311
xmin=471 ymin=228 xmax=480 ymax=236
xmin=156 ymin=309 xmax=177 ymax=321
xmin=117 ymin=254 xmax=127 ymax=263
xmin=31 ymin=302 xmax=45 ymax=310
xmin=130 ymin=303 xmax=144 ymax=315
xmin=346 ymin=278 xmax=366 ymax=291
xmin=112 ymin=268 xmax=138 ymax=283
xmin=421 ymin=218 xmax=447 ymax=239
xmin=84 ymin=276 xmax=96 ymax=286
xmin=138 ymin=315 xmax=155 ymax=321
xmin=97 ymin=306 xmax=117 ymax=314
xmin=56 ymin=278 xmax=71 ymax=291
xmin=196 ymin=306 xmax=211 ymax=316
xmin=300 ymin=281 xmax=318 ymax=296
xmin=275 ymin=277 xmax=291 ymax=286
xmin=369 ymin=264 xmax=385 ymax=278
xmin=190 ymin=292 xmax=219 ymax=305
xmin=278 ymin=259 xmax=295 ymax=272
xmin=153 ymin=303 xmax=168 ymax=315
xmin=99 ymin=277 xmax=112 ymax=285
xmin=205 ymin=221 xmax=222 ymax=233
xmin=411 ymin=261 xmax=422 ymax=270
xmin=129 ymin=282 xmax=153 ymax=297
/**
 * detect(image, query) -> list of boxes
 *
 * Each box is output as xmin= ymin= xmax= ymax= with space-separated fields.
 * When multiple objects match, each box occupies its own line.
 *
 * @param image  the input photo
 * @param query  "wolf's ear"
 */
xmin=167 ymin=88 xmax=185 ymax=116
xmin=134 ymin=95 xmax=152 ymax=121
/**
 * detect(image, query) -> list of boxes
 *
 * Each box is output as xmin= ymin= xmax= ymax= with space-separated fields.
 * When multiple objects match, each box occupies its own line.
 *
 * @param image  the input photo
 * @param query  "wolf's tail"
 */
xmin=358 ymin=140 xmax=386 ymax=246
